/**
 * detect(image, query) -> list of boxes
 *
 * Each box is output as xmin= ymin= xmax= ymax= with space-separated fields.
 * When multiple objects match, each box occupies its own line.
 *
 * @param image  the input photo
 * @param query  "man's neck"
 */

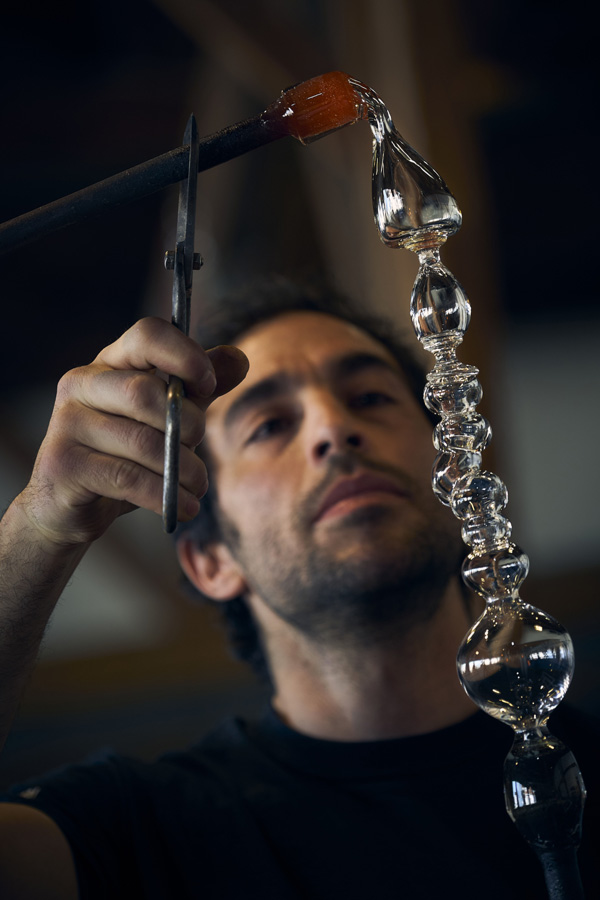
xmin=253 ymin=581 xmax=480 ymax=742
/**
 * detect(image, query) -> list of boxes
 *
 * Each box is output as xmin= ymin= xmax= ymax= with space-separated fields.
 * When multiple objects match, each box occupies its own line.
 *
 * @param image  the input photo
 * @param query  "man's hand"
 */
xmin=0 ymin=316 xmax=248 ymax=756
xmin=17 ymin=317 xmax=248 ymax=548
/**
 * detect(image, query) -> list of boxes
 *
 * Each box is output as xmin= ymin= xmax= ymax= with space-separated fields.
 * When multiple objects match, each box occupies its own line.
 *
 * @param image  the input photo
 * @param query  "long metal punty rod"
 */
xmin=0 ymin=114 xmax=285 ymax=255
xmin=0 ymin=71 xmax=366 ymax=255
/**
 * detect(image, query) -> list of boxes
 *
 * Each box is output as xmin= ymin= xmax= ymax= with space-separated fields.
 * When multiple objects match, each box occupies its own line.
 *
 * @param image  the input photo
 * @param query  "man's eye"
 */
xmin=351 ymin=391 xmax=393 ymax=408
xmin=247 ymin=417 xmax=290 ymax=444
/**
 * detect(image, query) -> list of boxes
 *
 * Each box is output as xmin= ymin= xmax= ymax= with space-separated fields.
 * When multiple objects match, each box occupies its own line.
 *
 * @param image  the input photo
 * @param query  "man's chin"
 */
xmin=313 ymin=509 xmax=463 ymax=590
xmin=313 ymin=504 xmax=434 ymax=556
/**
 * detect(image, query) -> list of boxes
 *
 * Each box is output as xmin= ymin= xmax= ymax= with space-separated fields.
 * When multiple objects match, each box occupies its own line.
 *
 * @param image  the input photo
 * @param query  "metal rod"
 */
xmin=0 ymin=114 xmax=282 ymax=255
xmin=163 ymin=378 xmax=184 ymax=535
xmin=162 ymin=114 xmax=200 ymax=534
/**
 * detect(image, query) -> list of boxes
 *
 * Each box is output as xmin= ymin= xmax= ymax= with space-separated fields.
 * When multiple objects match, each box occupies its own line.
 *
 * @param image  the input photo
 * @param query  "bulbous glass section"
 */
xmin=433 ymin=412 xmax=491 ymax=453
xmin=457 ymin=600 xmax=575 ymax=731
xmin=461 ymin=513 xmax=512 ymax=548
xmin=462 ymin=544 xmax=529 ymax=599
xmin=431 ymin=450 xmax=481 ymax=505
xmin=424 ymin=371 xmax=482 ymax=417
xmin=451 ymin=472 xmax=508 ymax=520
xmin=504 ymin=729 xmax=586 ymax=850
xmin=351 ymin=78 xmax=462 ymax=251
xmin=411 ymin=252 xmax=471 ymax=344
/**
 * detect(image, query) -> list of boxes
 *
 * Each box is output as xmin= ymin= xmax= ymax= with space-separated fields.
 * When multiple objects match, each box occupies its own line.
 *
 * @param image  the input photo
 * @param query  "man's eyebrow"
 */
xmin=224 ymin=372 xmax=296 ymax=430
xmin=329 ymin=351 xmax=400 ymax=380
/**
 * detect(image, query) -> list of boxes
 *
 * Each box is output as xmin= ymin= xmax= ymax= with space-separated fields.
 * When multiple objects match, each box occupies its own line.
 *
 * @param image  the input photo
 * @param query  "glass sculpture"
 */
xmin=352 ymin=76 xmax=587 ymax=900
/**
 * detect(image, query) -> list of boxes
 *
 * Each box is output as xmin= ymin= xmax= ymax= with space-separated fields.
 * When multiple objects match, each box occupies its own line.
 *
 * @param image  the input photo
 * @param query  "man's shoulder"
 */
xmin=0 ymin=716 xmax=272 ymax=899
xmin=1 ymin=716 xmax=256 ymax=816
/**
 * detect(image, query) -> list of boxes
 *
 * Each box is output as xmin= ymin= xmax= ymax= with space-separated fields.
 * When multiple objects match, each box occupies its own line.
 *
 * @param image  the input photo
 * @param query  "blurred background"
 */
xmin=0 ymin=0 xmax=598 ymax=787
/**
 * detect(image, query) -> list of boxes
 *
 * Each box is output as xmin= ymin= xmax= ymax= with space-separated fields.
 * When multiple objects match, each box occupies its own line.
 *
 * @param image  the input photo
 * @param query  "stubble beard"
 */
xmin=216 ymin=456 xmax=465 ymax=651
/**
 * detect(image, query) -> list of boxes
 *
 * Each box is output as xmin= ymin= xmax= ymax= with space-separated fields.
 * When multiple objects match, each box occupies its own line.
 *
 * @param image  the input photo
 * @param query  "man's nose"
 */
xmin=306 ymin=392 xmax=363 ymax=462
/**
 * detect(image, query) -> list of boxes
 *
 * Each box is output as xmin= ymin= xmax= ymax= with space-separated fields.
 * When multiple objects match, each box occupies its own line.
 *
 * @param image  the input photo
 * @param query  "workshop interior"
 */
xmin=0 ymin=0 xmax=598 ymax=789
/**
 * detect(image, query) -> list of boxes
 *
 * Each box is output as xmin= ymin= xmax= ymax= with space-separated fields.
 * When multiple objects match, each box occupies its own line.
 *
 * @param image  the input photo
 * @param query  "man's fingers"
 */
xmin=60 ymin=405 xmax=208 ymax=496
xmin=95 ymin=318 xmax=218 ymax=400
xmin=62 ymin=368 xmax=205 ymax=449
xmin=91 ymin=318 xmax=249 ymax=409
xmin=86 ymin=450 xmax=205 ymax=521
xmin=40 ymin=435 xmax=207 ymax=525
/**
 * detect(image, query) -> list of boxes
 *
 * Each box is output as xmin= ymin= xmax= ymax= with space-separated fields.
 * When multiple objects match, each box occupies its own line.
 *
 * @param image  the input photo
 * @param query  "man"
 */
xmin=0 ymin=281 xmax=597 ymax=898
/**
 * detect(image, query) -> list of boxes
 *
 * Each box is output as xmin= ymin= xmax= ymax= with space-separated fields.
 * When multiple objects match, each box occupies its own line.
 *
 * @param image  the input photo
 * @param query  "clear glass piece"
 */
xmin=504 ymin=728 xmax=586 ymax=850
xmin=461 ymin=513 xmax=512 ymax=548
xmin=450 ymin=472 xmax=508 ymax=520
xmin=462 ymin=544 xmax=529 ymax=598
xmin=360 ymin=77 xmax=585 ymax=868
xmin=431 ymin=450 xmax=482 ymax=505
xmin=410 ymin=250 xmax=471 ymax=344
xmin=424 ymin=371 xmax=482 ymax=417
xmin=351 ymin=78 xmax=462 ymax=251
xmin=457 ymin=599 xmax=574 ymax=730
xmin=433 ymin=412 xmax=491 ymax=453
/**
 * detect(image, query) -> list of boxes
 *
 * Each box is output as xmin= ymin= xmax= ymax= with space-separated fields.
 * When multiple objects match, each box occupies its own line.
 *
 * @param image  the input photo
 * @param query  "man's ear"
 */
xmin=177 ymin=537 xmax=248 ymax=602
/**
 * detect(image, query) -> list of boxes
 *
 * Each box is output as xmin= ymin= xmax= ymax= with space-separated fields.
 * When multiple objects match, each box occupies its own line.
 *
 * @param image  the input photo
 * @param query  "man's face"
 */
xmin=205 ymin=311 xmax=462 ymax=641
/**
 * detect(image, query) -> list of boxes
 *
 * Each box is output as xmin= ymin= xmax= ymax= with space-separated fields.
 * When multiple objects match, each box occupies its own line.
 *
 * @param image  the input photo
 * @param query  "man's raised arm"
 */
xmin=0 ymin=317 xmax=248 ymax=753
xmin=0 ymin=318 xmax=247 ymax=897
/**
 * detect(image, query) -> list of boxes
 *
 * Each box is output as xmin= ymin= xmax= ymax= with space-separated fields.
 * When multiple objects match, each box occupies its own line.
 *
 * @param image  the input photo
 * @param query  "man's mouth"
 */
xmin=313 ymin=472 xmax=410 ymax=523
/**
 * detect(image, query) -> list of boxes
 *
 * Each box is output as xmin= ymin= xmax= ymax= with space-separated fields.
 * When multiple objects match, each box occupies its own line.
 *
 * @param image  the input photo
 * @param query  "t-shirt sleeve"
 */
xmin=1 ymin=752 xmax=138 ymax=898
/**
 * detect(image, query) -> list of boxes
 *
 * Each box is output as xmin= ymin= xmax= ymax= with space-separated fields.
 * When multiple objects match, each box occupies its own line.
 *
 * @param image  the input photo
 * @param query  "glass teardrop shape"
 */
xmin=457 ymin=599 xmax=575 ymax=731
xmin=351 ymin=78 xmax=462 ymax=251
xmin=410 ymin=254 xmax=471 ymax=343
xmin=504 ymin=729 xmax=586 ymax=850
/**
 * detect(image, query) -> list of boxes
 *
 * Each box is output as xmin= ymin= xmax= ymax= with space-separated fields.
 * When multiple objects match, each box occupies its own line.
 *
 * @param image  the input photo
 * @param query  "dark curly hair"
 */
xmin=177 ymin=276 xmax=432 ymax=685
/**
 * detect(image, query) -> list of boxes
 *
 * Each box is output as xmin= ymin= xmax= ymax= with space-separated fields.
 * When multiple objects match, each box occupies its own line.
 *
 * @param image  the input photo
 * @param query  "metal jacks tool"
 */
xmin=162 ymin=115 xmax=202 ymax=533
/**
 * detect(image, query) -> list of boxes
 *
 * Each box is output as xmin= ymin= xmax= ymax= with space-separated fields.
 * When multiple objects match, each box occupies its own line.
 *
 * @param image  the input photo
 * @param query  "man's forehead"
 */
xmin=235 ymin=310 xmax=398 ymax=376
xmin=206 ymin=311 xmax=404 ymax=431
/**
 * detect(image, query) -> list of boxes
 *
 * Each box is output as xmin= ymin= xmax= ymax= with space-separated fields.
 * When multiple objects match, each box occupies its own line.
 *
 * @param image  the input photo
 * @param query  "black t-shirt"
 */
xmin=3 ymin=705 xmax=599 ymax=899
